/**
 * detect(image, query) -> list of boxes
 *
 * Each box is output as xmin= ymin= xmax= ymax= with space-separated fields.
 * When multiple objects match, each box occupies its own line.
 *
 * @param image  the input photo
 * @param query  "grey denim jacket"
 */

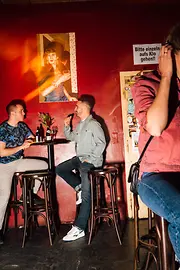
xmin=64 ymin=115 xmax=106 ymax=167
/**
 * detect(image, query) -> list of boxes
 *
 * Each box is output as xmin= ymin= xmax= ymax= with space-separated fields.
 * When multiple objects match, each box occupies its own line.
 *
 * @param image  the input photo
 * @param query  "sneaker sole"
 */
xmin=76 ymin=199 xmax=82 ymax=205
xmin=63 ymin=231 xmax=85 ymax=241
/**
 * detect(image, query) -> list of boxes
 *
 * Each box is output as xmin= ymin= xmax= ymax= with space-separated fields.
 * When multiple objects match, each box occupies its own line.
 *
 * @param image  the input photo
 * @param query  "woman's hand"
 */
xmin=68 ymin=96 xmax=78 ymax=101
xmin=52 ymin=73 xmax=71 ymax=88
xmin=159 ymin=44 xmax=173 ymax=79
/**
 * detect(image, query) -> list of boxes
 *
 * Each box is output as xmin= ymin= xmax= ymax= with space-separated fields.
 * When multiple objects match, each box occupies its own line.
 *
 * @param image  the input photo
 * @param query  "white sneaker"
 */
xmin=63 ymin=226 xmax=85 ymax=241
xmin=76 ymin=190 xmax=82 ymax=205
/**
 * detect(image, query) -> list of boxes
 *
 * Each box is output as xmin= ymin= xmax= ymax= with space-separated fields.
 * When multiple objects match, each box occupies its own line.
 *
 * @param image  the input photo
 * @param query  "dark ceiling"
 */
xmin=1 ymin=0 xmax=180 ymax=4
xmin=0 ymin=0 xmax=99 ymax=3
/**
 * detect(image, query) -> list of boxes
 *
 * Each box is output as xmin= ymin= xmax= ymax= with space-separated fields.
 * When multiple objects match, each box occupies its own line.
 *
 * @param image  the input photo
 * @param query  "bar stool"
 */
xmin=3 ymin=172 xmax=23 ymax=234
xmin=133 ymin=193 xmax=175 ymax=270
xmin=134 ymin=193 xmax=158 ymax=270
xmin=88 ymin=167 xmax=122 ymax=245
xmin=20 ymin=170 xmax=57 ymax=248
xmin=155 ymin=214 xmax=175 ymax=270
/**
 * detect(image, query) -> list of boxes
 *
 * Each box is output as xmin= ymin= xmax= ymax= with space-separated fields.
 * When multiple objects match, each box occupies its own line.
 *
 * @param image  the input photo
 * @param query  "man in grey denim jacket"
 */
xmin=56 ymin=94 xmax=106 ymax=242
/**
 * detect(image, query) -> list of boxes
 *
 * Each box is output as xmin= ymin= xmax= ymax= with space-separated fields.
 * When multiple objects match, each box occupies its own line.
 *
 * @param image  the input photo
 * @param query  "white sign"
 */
xmin=133 ymin=43 xmax=161 ymax=65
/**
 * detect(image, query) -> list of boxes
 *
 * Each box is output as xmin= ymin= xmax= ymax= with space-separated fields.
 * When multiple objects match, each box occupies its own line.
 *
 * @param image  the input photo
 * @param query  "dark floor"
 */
xmin=0 ymin=220 xmax=149 ymax=270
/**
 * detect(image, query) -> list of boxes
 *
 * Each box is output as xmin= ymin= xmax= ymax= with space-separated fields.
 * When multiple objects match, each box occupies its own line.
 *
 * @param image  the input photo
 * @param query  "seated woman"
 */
xmin=131 ymin=23 xmax=180 ymax=267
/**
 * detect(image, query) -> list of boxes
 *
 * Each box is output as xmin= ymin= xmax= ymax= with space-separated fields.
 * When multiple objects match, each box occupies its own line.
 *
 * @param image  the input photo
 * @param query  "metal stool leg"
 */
xmin=3 ymin=174 xmax=21 ymax=234
xmin=22 ymin=176 xmax=28 ymax=248
xmin=134 ymin=194 xmax=139 ymax=270
xmin=108 ymin=172 xmax=122 ymax=245
xmin=43 ymin=176 xmax=52 ymax=246
xmin=134 ymin=195 xmax=159 ymax=270
xmin=155 ymin=215 xmax=176 ymax=270
xmin=88 ymin=174 xmax=95 ymax=245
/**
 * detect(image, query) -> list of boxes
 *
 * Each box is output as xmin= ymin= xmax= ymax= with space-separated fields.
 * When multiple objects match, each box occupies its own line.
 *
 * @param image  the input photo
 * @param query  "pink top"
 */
xmin=131 ymin=70 xmax=180 ymax=174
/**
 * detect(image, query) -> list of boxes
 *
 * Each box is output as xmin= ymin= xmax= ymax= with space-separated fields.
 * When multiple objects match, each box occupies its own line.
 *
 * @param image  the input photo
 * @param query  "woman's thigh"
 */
xmin=138 ymin=172 xmax=180 ymax=223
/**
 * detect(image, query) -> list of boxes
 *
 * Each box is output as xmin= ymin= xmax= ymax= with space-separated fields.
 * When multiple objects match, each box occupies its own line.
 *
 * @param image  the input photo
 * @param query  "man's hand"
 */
xmin=64 ymin=116 xmax=72 ymax=127
xmin=27 ymin=137 xmax=35 ymax=143
xmin=22 ymin=139 xmax=32 ymax=149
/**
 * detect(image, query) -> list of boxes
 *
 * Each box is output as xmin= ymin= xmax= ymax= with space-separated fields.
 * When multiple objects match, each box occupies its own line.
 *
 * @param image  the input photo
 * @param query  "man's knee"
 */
xmin=39 ymin=160 xmax=48 ymax=170
xmin=56 ymin=163 xmax=66 ymax=177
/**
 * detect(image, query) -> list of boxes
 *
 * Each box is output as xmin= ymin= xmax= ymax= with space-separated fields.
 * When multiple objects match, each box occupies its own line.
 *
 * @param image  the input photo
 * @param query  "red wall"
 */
xmin=0 ymin=2 xmax=179 ymax=223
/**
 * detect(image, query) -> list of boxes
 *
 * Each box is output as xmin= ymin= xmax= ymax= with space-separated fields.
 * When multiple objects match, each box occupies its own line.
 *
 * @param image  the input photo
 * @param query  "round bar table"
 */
xmin=30 ymin=138 xmax=69 ymax=171
xmin=30 ymin=138 xmax=70 ymax=229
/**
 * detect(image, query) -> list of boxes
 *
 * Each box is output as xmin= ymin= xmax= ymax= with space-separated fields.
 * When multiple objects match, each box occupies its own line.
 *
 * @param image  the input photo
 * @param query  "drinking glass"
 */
xmin=52 ymin=126 xmax=58 ymax=140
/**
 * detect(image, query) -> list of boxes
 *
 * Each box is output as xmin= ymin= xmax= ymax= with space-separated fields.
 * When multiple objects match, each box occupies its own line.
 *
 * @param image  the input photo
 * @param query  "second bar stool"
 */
xmin=88 ymin=166 xmax=122 ymax=245
xmin=20 ymin=170 xmax=57 ymax=248
xmin=133 ymin=193 xmax=175 ymax=270
xmin=3 ymin=172 xmax=23 ymax=234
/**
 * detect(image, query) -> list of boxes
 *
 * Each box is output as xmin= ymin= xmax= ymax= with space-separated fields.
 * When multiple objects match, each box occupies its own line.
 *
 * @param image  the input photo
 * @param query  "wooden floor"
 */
xmin=0 ymin=221 xmax=134 ymax=270
xmin=1 ymin=219 xmax=177 ymax=270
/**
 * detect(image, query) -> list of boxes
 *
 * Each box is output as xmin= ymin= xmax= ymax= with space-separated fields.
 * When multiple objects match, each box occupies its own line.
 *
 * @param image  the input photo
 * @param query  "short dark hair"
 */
xmin=166 ymin=23 xmax=180 ymax=53
xmin=61 ymin=51 xmax=70 ymax=61
xmin=6 ymin=99 xmax=27 ymax=115
xmin=78 ymin=94 xmax=95 ymax=111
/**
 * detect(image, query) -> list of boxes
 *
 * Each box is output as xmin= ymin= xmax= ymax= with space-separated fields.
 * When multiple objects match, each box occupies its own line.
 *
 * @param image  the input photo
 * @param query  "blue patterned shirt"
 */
xmin=0 ymin=121 xmax=32 ymax=164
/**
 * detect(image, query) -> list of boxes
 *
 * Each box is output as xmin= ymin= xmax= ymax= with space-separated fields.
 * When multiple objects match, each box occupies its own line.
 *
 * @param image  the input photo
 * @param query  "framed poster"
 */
xmin=37 ymin=32 xmax=78 ymax=103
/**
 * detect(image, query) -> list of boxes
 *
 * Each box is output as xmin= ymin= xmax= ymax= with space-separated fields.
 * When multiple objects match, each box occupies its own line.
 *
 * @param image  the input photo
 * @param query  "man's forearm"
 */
xmin=64 ymin=126 xmax=75 ymax=141
xmin=0 ymin=145 xmax=23 ymax=157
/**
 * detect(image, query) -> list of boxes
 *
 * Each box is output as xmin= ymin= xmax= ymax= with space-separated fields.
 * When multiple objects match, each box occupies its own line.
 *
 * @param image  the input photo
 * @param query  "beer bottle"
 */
xmin=39 ymin=124 xmax=44 ymax=142
xmin=46 ymin=127 xmax=51 ymax=141
xmin=35 ymin=126 xmax=40 ymax=142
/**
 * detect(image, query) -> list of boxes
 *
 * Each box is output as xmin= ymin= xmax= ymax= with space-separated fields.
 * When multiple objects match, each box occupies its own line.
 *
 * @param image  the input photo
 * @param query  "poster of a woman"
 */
xmin=37 ymin=33 xmax=78 ymax=103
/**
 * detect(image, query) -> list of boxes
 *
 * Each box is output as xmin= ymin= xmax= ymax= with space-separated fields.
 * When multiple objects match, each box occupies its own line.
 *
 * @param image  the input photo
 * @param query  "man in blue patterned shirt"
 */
xmin=0 ymin=99 xmax=48 ymax=244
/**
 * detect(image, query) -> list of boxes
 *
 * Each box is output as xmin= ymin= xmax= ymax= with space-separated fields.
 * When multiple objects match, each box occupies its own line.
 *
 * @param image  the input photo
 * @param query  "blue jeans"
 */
xmin=138 ymin=172 xmax=180 ymax=261
xmin=56 ymin=156 xmax=94 ymax=231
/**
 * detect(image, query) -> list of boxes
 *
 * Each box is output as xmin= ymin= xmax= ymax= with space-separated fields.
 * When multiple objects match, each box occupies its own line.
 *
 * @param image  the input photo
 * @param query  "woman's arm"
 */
xmin=63 ymin=87 xmax=78 ymax=101
xmin=41 ymin=73 xmax=71 ymax=98
xmin=146 ymin=44 xmax=173 ymax=136
xmin=52 ymin=72 xmax=71 ymax=87
xmin=41 ymin=84 xmax=56 ymax=97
